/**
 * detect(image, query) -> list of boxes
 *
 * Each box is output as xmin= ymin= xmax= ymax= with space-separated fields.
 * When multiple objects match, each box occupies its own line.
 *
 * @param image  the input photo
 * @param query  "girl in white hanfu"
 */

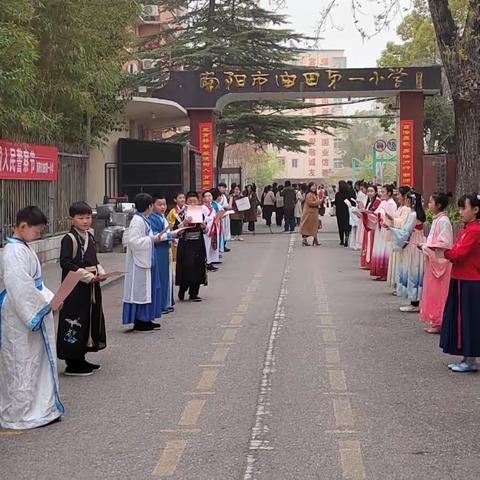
xmin=370 ymin=184 xmax=398 ymax=281
xmin=202 ymin=190 xmax=223 ymax=271
xmin=0 ymin=207 xmax=64 ymax=429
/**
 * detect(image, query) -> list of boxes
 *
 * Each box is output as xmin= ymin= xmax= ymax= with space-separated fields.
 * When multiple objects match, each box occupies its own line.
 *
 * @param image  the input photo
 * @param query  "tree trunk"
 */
xmin=427 ymin=0 xmax=480 ymax=197
xmin=453 ymin=93 xmax=480 ymax=197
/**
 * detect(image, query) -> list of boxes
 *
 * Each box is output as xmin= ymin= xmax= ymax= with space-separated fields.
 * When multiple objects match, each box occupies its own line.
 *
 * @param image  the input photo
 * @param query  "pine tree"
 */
xmin=135 ymin=0 xmax=346 ymax=169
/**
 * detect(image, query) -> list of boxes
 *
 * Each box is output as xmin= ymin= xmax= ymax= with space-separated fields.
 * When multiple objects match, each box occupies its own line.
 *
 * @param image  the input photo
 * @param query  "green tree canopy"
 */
xmin=0 ymin=0 xmax=141 ymax=147
xmin=134 ymin=0 xmax=347 ymax=167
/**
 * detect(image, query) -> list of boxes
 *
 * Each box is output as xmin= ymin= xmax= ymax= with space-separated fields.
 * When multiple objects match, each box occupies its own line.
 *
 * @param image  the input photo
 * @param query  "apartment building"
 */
xmin=275 ymin=50 xmax=348 ymax=183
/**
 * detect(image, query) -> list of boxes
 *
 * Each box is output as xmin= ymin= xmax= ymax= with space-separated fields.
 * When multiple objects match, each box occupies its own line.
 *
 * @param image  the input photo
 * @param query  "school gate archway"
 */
xmin=152 ymin=67 xmax=441 ymax=190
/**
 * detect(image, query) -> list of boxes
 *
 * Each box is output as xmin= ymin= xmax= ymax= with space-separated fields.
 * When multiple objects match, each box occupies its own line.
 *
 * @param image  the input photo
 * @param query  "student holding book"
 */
xmin=175 ymin=191 xmax=208 ymax=301
xmin=57 ymin=201 xmax=107 ymax=376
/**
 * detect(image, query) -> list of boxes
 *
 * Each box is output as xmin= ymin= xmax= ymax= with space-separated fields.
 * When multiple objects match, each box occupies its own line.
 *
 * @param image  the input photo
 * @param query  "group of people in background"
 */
xmin=338 ymin=180 xmax=480 ymax=373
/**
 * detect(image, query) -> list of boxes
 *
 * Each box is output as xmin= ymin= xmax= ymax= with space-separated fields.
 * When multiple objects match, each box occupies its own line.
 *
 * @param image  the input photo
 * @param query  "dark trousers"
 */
xmin=230 ymin=219 xmax=243 ymax=236
xmin=263 ymin=205 xmax=274 ymax=226
xmin=275 ymin=207 xmax=284 ymax=226
xmin=179 ymin=283 xmax=200 ymax=298
xmin=248 ymin=221 xmax=255 ymax=232
xmin=284 ymin=208 xmax=296 ymax=231
xmin=338 ymin=227 xmax=351 ymax=245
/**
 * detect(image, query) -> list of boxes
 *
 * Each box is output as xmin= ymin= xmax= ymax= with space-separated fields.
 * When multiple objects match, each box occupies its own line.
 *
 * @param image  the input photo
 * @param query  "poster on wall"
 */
xmin=0 ymin=140 xmax=58 ymax=181
xmin=399 ymin=120 xmax=414 ymax=187
xmin=199 ymin=122 xmax=214 ymax=191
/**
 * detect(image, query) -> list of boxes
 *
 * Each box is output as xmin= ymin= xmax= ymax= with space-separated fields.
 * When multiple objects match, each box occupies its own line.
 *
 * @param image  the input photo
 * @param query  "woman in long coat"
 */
xmin=300 ymin=182 xmax=322 ymax=246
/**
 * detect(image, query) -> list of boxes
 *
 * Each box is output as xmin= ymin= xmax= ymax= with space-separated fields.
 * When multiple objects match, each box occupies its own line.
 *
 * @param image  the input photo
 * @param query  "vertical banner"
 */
xmin=199 ymin=122 xmax=214 ymax=191
xmin=399 ymin=120 xmax=414 ymax=187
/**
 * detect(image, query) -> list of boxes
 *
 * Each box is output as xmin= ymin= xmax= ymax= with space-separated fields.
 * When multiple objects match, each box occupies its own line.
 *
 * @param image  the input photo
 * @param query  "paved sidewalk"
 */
xmin=41 ymin=251 xmax=126 ymax=292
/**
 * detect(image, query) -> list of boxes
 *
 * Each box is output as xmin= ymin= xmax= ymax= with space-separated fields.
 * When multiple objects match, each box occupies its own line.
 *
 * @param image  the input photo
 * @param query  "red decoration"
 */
xmin=399 ymin=120 xmax=414 ymax=187
xmin=199 ymin=123 xmax=214 ymax=191
xmin=0 ymin=140 xmax=58 ymax=181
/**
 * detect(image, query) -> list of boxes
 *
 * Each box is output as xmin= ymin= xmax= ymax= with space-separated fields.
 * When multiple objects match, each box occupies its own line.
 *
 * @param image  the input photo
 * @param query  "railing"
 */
xmin=0 ymin=152 xmax=88 ymax=245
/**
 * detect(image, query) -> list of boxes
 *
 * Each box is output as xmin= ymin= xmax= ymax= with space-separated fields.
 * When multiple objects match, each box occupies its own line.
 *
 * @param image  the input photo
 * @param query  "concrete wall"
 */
xmin=29 ymin=235 xmax=63 ymax=265
xmin=88 ymin=129 xmax=128 ymax=206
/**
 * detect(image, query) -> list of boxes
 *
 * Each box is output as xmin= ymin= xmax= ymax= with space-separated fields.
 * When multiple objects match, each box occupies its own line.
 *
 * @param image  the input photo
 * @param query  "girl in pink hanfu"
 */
xmin=419 ymin=193 xmax=453 ymax=334
xmin=370 ymin=185 xmax=398 ymax=281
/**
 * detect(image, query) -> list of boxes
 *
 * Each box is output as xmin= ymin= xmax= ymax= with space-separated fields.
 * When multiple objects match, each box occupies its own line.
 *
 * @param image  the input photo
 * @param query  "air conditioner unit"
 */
xmin=142 ymin=59 xmax=156 ymax=70
xmin=141 ymin=4 xmax=160 ymax=18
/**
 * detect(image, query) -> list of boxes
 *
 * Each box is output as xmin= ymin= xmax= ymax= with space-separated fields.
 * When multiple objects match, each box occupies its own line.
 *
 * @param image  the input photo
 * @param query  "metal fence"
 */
xmin=0 ymin=152 xmax=88 ymax=244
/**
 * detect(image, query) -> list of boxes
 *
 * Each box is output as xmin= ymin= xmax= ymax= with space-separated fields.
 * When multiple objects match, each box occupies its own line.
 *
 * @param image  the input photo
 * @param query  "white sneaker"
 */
xmin=400 ymin=305 xmax=420 ymax=313
xmin=238 ymin=236 xmax=244 ymax=241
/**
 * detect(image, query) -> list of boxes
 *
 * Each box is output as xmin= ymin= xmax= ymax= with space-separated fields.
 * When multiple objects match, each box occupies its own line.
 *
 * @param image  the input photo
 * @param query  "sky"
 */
xmin=276 ymin=0 xmax=413 ymax=68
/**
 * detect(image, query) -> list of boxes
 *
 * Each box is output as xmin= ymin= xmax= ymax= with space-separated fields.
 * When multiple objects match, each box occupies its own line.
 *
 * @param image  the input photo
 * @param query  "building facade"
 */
xmin=274 ymin=50 xmax=348 ymax=183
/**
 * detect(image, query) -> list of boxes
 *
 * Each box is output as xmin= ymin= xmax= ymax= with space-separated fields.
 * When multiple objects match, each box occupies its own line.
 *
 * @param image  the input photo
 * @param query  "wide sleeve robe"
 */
xmin=0 ymin=239 xmax=64 ymax=429
xmin=122 ymin=214 xmax=154 ymax=305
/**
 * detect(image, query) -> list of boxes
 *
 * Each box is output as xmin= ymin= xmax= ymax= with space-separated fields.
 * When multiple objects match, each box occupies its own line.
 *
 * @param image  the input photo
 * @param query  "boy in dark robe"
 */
xmin=56 ymin=202 xmax=106 ymax=376
xmin=175 ymin=192 xmax=207 ymax=302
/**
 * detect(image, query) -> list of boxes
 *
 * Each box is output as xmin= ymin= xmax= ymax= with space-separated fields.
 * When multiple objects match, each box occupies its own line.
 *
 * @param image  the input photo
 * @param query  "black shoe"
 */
xmin=189 ymin=296 xmax=202 ymax=302
xmin=133 ymin=321 xmax=155 ymax=333
xmin=224 ymin=247 xmax=231 ymax=252
xmin=178 ymin=290 xmax=185 ymax=301
xmin=207 ymin=264 xmax=218 ymax=272
xmin=65 ymin=364 xmax=94 ymax=376
xmin=152 ymin=322 xmax=161 ymax=329
xmin=83 ymin=360 xmax=101 ymax=371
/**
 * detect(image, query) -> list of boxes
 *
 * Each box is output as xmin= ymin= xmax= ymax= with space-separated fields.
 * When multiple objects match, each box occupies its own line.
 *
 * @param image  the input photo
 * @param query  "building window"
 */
xmin=321 ymin=138 xmax=330 ymax=146
xmin=322 ymin=159 xmax=329 ymax=167
xmin=291 ymin=158 xmax=298 ymax=168
xmin=334 ymin=158 xmax=344 ymax=169
xmin=334 ymin=138 xmax=342 ymax=150
xmin=278 ymin=156 xmax=285 ymax=167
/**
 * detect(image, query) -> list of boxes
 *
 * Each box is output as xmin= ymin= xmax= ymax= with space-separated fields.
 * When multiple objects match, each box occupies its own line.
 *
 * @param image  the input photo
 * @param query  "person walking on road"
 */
xmin=282 ymin=180 xmax=297 ymax=232
xmin=300 ymin=182 xmax=322 ymax=246
xmin=244 ymin=184 xmax=259 ymax=233
xmin=294 ymin=183 xmax=307 ymax=226
xmin=262 ymin=185 xmax=275 ymax=228
xmin=229 ymin=185 xmax=245 ymax=241
xmin=275 ymin=185 xmax=285 ymax=227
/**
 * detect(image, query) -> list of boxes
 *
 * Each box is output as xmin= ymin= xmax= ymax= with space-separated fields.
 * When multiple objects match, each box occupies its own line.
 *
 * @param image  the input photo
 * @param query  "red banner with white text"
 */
xmin=199 ymin=122 xmax=214 ymax=191
xmin=399 ymin=120 xmax=414 ymax=187
xmin=0 ymin=140 xmax=58 ymax=181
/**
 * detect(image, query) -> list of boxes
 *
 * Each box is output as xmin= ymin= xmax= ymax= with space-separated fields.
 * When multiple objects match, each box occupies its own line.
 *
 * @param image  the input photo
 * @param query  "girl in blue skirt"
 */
xmin=440 ymin=193 xmax=480 ymax=372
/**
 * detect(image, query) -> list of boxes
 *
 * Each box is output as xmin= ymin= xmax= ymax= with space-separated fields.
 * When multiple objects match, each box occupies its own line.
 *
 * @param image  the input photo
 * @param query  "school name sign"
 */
xmin=0 ymin=140 xmax=58 ymax=181
xmin=153 ymin=66 xmax=442 ymax=109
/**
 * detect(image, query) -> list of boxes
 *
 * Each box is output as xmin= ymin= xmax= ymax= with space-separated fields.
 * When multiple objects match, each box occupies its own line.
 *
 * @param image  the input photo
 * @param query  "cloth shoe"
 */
xmin=399 ymin=305 xmax=420 ymax=313
xmin=450 ymin=362 xmax=478 ymax=373
xmin=133 ymin=321 xmax=155 ymax=333
xmin=189 ymin=296 xmax=202 ymax=302
xmin=82 ymin=360 xmax=101 ymax=371
xmin=65 ymin=364 xmax=94 ymax=376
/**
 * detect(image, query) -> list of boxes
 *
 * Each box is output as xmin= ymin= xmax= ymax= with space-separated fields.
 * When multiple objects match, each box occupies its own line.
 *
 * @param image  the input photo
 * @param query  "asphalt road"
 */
xmin=1 ymin=218 xmax=479 ymax=480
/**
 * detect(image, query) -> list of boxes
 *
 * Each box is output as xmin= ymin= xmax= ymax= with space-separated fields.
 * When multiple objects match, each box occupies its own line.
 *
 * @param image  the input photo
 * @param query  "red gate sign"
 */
xmin=399 ymin=120 xmax=414 ymax=187
xmin=0 ymin=140 xmax=58 ymax=181
xmin=199 ymin=122 xmax=214 ymax=191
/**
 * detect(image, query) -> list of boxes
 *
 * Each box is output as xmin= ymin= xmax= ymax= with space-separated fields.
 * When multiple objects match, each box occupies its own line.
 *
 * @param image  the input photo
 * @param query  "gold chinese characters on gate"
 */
xmin=199 ymin=68 xmax=422 ymax=92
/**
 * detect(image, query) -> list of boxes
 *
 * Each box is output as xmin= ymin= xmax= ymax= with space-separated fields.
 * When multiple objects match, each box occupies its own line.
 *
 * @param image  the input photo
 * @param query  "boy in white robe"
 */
xmin=0 ymin=206 xmax=64 ymax=429
xmin=122 ymin=193 xmax=178 ymax=332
